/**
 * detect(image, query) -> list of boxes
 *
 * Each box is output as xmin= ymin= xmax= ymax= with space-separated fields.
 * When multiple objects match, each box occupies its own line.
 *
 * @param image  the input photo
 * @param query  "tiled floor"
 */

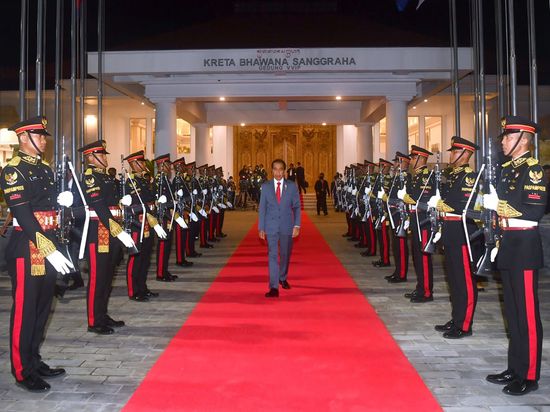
xmin=0 ymin=210 xmax=548 ymax=411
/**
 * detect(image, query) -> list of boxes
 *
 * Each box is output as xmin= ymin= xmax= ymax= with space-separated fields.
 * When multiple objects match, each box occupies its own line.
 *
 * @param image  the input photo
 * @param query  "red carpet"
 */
xmin=123 ymin=214 xmax=441 ymax=412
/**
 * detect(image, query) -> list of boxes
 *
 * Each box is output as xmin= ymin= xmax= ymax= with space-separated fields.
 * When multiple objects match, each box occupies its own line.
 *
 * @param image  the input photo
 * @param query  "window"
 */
xmin=177 ymin=118 xmax=191 ymax=155
xmin=130 ymin=118 xmax=147 ymax=153
xmin=408 ymin=117 xmax=419 ymax=148
xmin=379 ymin=118 xmax=386 ymax=155
xmin=425 ymin=116 xmax=442 ymax=154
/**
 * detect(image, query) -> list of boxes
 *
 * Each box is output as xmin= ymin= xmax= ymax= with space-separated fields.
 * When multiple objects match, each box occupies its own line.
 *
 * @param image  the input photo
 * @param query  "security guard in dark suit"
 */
xmin=428 ymin=137 xmax=479 ymax=339
xmin=0 ymin=117 xmax=73 ymax=392
xmin=399 ymin=145 xmax=435 ymax=303
xmin=121 ymin=151 xmax=167 ymax=301
xmin=386 ymin=152 xmax=411 ymax=283
xmin=79 ymin=141 xmax=136 ymax=334
xmin=484 ymin=116 xmax=546 ymax=396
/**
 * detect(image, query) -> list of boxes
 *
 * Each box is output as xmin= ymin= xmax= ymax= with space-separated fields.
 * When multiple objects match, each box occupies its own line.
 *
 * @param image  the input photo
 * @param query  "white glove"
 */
xmin=199 ymin=208 xmax=208 ymax=218
xmin=365 ymin=186 xmax=372 ymax=195
xmin=490 ymin=246 xmax=499 ymax=262
xmin=192 ymin=189 xmax=198 ymax=195
xmin=351 ymin=189 xmax=357 ymax=196
xmin=397 ymin=187 xmax=407 ymax=200
xmin=46 ymin=250 xmax=74 ymax=275
xmin=212 ymin=206 xmax=220 ymax=213
xmin=377 ymin=189 xmax=385 ymax=199
xmin=427 ymin=193 xmax=441 ymax=209
xmin=57 ymin=191 xmax=73 ymax=207
xmin=483 ymin=184 xmax=499 ymax=211
xmin=226 ymin=201 xmax=233 ymax=208
xmin=153 ymin=224 xmax=167 ymax=239
xmin=347 ymin=187 xmax=353 ymax=193
xmin=120 ymin=194 xmax=132 ymax=206
xmin=175 ymin=216 xmax=188 ymax=229
xmin=117 ymin=231 xmax=136 ymax=248
xmin=336 ymin=187 xmax=341 ymax=192
xmin=343 ymin=185 xmax=348 ymax=191
xmin=190 ymin=212 xmax=199 ymax=222
xmin=218 ymin=203 xmax=227 ymax=209
xmin=158 ymin=195 xmax=167 ymax=204
xmin=202 ymin=189 xmax=208 ymax=195
xmin=219 ymin=185 xmax=223 ymax=190
xmin=177 ymin=189 xmax=184 ymax=197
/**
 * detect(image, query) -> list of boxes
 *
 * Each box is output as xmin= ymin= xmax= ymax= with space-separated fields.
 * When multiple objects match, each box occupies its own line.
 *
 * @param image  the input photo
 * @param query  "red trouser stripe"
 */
xmin=421 ymin=229 xmax=430 ymax=297
xmin=382 ymin=225 xmax=389 ymax=264
xmin=461 ymin=245 xmax=474 ymax=331
xmin=157 ymin=241 xmax=165 ymax=277
xmin=88 ymin=243 xmax=97 ymax=327
xmin=176 ymin=226 xmax=182 ymax=263
xmin=127 ymin=232 xmax=138 ymax=297
xmin=399 ymin=238 xmax=406 ymax=278
xmin=12 ymin=258 xmax=25 ymax=381
xmin=524 ymin=270 xmax=538 ymax=380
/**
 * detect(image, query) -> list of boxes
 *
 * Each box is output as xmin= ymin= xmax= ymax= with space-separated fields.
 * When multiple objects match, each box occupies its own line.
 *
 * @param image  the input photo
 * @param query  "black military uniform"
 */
xmin=172 ymin=157 xmax=195 ymax=267
xmin=372 ymin=159 xmax=392 ymax=267
xmin=79 ymin=141 xmax=126 ymax=334
xmin=402 ymin=146 xmax=435 ymax=302
xmin=386 ymin=152 xmax=411 ymax=283
xmin=215 ymin=167 xmax=228 ymax=237
xmin=360 ymin=163 xmax=377 ymax=257
xmin=153 ymin=154 xmax=176 ymax=282
xmin=183 ymin=162 xmax=201 ymax=257
xmin=434 ymin=137 xmax=479 ymax=338
xmin=123 ymin=151 xmax=159 ymax=301
xmin=0 ymin=117 xmax=66 ymax=391
xmin=486 ymin=116 xmax=546 ymax=395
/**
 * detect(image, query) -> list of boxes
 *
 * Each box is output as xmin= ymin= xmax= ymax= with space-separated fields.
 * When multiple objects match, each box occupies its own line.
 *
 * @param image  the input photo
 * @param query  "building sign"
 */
xmin=202 ymin=48 xmax=357 ymax=73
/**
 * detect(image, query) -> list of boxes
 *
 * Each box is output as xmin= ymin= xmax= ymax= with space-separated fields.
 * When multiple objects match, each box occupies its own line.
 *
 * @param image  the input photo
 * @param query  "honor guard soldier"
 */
xmin=386 ymin=152 xmax=411 ymax=283
xmin=171 ymin=157 xmax=195 ymax=268
xmin=121 ymin=150 xmax=167 ymax=301
xmin=183 ymin=161 xmax=202 ymax=258
xmin=360 ymin=161 xmax=378 ymax=257
xmin=79 ymin=140 xmax=136 ymax=334
xmin=484 ymin=116 xmax=546 ymax=395
xmin=399 ymin=145 xmax=436 ymax=302
xmin=207 ymin=165 xmax=221 ymax=243
xmin=153 ymin=154 xmax=177 ymax=282
xmin=428 ymin=137 xmax=479 ymax=338
xmin=196 ymin=164 xmax=213 ymax=248
xmin=372 ymin=159 xmax=393 ymax=267
xmin=1 ymin=117 xmax=74 ymax=392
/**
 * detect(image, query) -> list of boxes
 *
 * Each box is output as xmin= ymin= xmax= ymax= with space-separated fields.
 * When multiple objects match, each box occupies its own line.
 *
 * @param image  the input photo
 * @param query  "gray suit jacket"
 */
xmin=258 ymin=179 xmax=301 ymax=235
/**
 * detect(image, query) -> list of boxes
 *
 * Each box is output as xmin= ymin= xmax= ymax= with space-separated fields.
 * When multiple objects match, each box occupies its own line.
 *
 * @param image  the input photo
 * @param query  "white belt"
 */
xmin=501 ymin=218 xmax=538 ymax=228
xmin=409 ymin=205 xmax=417 ymax=211
xmin=445 ymin=212 xmax=461 ymax=218
xmin=90 ymin=209 xmax=122 ymax=218
xmin=12 ymin=217 xmax=19 ymax=227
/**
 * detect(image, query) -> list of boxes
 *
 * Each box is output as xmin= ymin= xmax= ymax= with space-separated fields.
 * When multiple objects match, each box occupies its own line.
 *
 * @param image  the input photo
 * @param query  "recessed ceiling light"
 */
xmin=240 ymin=123 xmax=246 ymax=127
xmin=413 ymin=106 xmax=417 ymax=109
xmin=219 ymin=97 xmax=226 ymax=101
xmin=424 ymin=99 xmax=428 ymax=103
xmin=335 ymin=96 xmax=342 ymax=101
xmin=322 ymin=122 xmax=327 ymax=126
xmin=141 ymin=102 xmax=145 ymax=105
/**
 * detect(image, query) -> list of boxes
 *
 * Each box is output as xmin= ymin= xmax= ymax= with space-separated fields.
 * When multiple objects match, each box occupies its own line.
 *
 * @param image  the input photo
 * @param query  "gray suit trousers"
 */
xmin=266 ymin=232 xmax=293 ymax=289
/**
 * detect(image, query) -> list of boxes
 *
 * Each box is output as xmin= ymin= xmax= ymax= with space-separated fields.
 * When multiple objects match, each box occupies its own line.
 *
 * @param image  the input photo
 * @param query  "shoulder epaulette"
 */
xmin=502 ymin=160 xmax=512 ymax=168
xmin=42 ymin=159 xmax=49 ymax=166
xmin=7 ymin=156 xmax=21 ymax=166
xmin=84 ymin=168 xmax=93 ymax=175
xmin=464 ymin=166 xmax=473 ymax=173
xmin=527 ymin=157 xmax=539 ymax=166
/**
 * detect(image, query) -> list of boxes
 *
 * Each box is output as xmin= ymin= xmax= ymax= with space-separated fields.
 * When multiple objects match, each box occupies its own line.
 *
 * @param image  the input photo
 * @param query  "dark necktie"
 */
xmin=276 ymin=181 xmax=281 ymax=203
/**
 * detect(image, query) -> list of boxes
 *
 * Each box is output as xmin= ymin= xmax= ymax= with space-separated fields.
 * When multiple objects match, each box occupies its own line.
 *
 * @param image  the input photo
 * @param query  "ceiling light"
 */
xmin=240 ymin=123 xmax=246 ymax=127
xmin=141 ymin=102 xmax=145 ymax=105
xmin=423 ymin=99 xmax=428 ymax=103
xmin=335 ymin=96 xmax=342 ymax=101
xmin=413 ymin=106 xmax=417 ymax=109
xmin=219 ymin=97 xmax=226 ymax=101
xmin=322 ymin=122 xmax=327 ymax=126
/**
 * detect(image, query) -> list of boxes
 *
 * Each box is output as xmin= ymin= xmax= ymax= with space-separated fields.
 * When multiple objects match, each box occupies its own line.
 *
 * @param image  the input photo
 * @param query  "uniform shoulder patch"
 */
xmin=85 ymin=168 xmax=93 ymax=176
xmin=528 ymin=168 xmax=544 ymax=184
xmin=502 ymin=160 xmax=512 ymax=168
xmin=7 ymin=156 xmax=21 ymax=167
xmin=85 ymin=176 xmax=96 ymax=187
xmin=527 ymin=157 xmax=539 ymax=167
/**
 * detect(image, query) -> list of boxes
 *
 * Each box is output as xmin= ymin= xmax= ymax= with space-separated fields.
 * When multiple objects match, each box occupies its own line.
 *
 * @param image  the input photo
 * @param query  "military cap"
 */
xmin=379 ymin=158 xmax=393 ymax=167
xmin=500 ymin=115 xmax=540 ymax=136
xmin=364 ymin=160 xmax=377 ymax=167
xmin=153 ymin=153 xmax=171 ymax=164
xmin=215 ymin=167 xmax=223 ymax=177
xmin=409 ymin=145 xmax=433 ymax=158
xmin=447 ymin=136 xmax=479 ymax=152
xmin=9 ymin=116 xmax=51 ymax=136
xmin=392 ymin=151 xmax=411 ymax=161
xmin=123 ymin=150 xmax=145 ymax=162
xmin=172 ymin=156 xmax=186 ymax=166
xmin=185 ymin=161 xmax=196 ymax=171
xmin=78 ymin=140 xmax=109 ymax=155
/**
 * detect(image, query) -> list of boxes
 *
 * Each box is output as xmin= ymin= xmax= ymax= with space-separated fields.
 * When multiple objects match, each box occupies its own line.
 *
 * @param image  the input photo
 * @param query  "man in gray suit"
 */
xmin=258 ymin=159 xmax=301 ymax=297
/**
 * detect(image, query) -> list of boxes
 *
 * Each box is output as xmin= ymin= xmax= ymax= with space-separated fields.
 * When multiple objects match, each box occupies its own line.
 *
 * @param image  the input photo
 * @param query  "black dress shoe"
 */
xmin=37 ymin=362 xmax=66 ymax=378
xmin=210 ymin=237 xmax=220 ymax=242
xmin=348 ymin=237 xmax=359 ymax=241
xmin=265 ymin=288 xmax=279 ymax=298
xmin=177 ymin=260 xmax=194 ymax=267
xmin=360 ymin=251 xmax=376 ymax=257
xmin=279 ymin=280 xmax=291 ymax=289
xmin=404 ymin=290 xmax=419 ymax=299
xmin=384 ymin=273 xmax=397 ymax=280
xmin=218 ymin=233 xmax=227 ymax=238
xmin=388 ymin=275 xmax=407 ymax=283
xmin=486 ymin=369 xmax=517 ymax=385
xmin=354 ymin=243 xmax=367 ymax=248
xmin=434 ymin=320 xmax=454 ymax=332
xmin=87 ymin=325 xmax=114 ymax=335
xmin=68 ymin=278 xmax=84 ymax=290
xmin=188 ymin=252 xmax=202 ymax=258
xmin=165 ymin=271 xmax=178 ymax=280
xmin=443 ymin=328 xmax=472 ymax=339
xmin=372 ymin=260 xmax=391 ymax=267
xmin=503 ymin=379 xmax=538 ymax=395
xmin=200 ymin=244 xmax=214 ymax=248
xmin=157 ymin=276 xmax=175 ymax=282
xmin=410 ymin=294 xmax=433 ymax=303
xmin=144 ymin=290 xmax=159 ymax=298
xmin=105 ymin=315 xmax=125 ymax=328
xmin=16 ymin=374 xmax=50 ymax=392
xmin=130 ymin=295 xmax=149 ymax=302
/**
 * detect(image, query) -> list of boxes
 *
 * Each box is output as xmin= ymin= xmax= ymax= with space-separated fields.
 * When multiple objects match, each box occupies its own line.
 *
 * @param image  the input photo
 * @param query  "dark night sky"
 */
xmin=1 ymin=0 xmax=550 ymax=90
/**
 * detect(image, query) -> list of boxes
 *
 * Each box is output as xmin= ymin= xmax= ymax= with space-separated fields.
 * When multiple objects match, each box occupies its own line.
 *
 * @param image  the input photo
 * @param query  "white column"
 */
xmin=385 ymin=98 xmax=409 ymax=158
xmin=151 ymin=98 xmax=177 ymax=159
xmin=145 ymin=117 xmax=153 ymax=159
xmin=194 ymin=123 xmax=210 ymax=166
xmin=337 ymin=125 xmax=358 ymax=173
xmin=356 ymin=122 xmax=373 ymax=162
xmin=225 ymin=126 xmax=234 ymax=179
